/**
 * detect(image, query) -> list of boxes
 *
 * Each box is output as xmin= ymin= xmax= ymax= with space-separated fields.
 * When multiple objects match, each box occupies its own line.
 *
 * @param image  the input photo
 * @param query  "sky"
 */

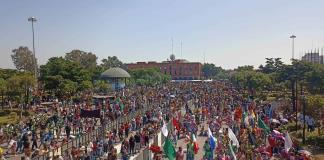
xmin=1 ymin=0 xmax=324 ymax=69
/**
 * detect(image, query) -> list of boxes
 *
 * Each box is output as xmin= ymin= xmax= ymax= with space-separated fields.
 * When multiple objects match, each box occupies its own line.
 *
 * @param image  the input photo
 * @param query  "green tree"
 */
xmin=58 ymin=79 xmax=77 ymax=99
xmin=80 ymin=80 xmax=93 ymax=92
xmin=230 ymin=70 xmax=271 ymax=96
xmin=306 ymin=95 xmax=324 ymax=118
xmin=130 ymin=68 xmax=171 ymax=86
xmin=94 ymin=80 xmax=110 ymax=93
xmin=202 ymin=63 xmax=218 ymax=79
xmin=305 ymin=63 xmax=324 ymax=94
xmin=6 ymin=73 xmax=35 ymax=105
xmin=235 ymin=65 xmax=254 ymax=72
xmin=0 ymin=78 xmax=7 ymax=109
xmin=91 ymin=66 xmax=106 ymax=81
xmin=65 ymin=50 xmax=97 ymax=70
xmin=101 ymin=56 xmax=124 ymax=69
xmin=11 ymin=46 xmax=37 ymax=73
xmin=0 ymin=69 xmax=19 ymax=80
xmin=202 ymin=63 xmax=227 ymax=79
xmin=40 ymin=57 xmax=91 ymax=95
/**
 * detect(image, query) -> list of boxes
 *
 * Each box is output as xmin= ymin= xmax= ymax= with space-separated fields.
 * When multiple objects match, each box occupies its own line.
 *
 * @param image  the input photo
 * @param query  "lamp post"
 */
xmin=290 ymin=35 xmax=296 ymax=60
xmin=302 ymin=91 xmax=306 ymax=144
xmin=28 ymin=17 xmax=37 ymax=81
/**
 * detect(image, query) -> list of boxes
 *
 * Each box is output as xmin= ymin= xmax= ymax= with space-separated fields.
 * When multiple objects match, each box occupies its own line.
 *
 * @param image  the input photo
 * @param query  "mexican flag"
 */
xmin=258 ymin=117 xmax=270 ymax=133
xmin=163 ymin=138 xmax=176 ymax=160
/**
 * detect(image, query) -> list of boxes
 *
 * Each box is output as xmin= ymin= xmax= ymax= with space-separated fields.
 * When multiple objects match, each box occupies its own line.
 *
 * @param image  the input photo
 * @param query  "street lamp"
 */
xmin=289 ymin=35 xmax=299 ymax=131
xmin=290 ymin=35 xmax=296 ymax=60
xmin=28 ymin=16 xmax=37 ymax=80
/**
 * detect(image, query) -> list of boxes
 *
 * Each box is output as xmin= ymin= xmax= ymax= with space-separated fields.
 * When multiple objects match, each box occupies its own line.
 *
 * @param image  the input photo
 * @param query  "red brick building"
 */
xmin=126 ymin=59 xmax=202 ymax=80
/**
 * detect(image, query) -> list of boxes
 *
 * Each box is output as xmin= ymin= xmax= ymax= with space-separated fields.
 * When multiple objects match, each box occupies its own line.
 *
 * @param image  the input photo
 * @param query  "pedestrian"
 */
xmin=203 ymin=140 xmax=212 ymax=160
xmin=176 ymin=147 xmax=184 ymax=160
xmin=129 ymin=135 xmax=135 ymax=155
xmin=134 ymin=132 xmax=141 ymax=152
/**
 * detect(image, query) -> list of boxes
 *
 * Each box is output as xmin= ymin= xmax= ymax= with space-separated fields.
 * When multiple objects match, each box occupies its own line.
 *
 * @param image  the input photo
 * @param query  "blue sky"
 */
xmin=1 ymin=0 xmax=324 ymax=69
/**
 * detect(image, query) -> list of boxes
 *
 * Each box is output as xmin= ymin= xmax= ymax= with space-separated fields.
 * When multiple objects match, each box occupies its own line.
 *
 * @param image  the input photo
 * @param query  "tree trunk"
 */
xmin=1 ymin=91 xmax=4 ymax=110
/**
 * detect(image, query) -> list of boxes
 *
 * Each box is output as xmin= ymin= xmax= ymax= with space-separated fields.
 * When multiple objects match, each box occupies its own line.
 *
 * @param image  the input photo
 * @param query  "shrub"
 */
xmin=285 ymin=122 xmax=302 ymax=132
xmin=306 ymin=135 xmax=324 ymax=148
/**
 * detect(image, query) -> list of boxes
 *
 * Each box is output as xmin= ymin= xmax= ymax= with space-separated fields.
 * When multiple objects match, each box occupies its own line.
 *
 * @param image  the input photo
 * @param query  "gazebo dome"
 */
xmin=101 ymin=67 xmax=131 ymax=78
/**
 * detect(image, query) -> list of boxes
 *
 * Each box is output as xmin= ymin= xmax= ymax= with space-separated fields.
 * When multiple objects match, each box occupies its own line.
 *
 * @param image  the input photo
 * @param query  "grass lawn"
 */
xmin=0 ymin=109 xmax=33 ymax=125
xmin=0 ymin=114 xmax=19 ymax=125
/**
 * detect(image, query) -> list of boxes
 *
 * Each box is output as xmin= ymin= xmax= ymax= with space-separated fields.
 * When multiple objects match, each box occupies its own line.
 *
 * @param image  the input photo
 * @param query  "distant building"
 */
xmin=301 ymin=50 xmax=324 ymax=64
xmin=127 ymin=59 xmax=202 ymax=80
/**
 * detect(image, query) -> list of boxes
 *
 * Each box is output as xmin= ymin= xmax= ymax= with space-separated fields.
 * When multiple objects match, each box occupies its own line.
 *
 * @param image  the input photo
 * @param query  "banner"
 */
xmin=80 ymin=109 xmax=101 ymax=118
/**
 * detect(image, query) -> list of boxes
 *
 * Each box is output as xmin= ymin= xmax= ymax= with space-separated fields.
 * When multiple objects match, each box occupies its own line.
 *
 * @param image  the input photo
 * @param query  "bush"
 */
xmin=285 ymin=122 xmax=302 ymax=132
xmin=306 ymin=135 xmax=324 ymax=148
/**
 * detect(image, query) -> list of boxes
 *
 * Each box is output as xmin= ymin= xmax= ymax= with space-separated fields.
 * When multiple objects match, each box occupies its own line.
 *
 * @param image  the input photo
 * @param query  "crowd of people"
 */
xmin=0 ymin=81 xmax=318 ymax=160
xmin=157 ymin=81 xmax=314 ymax=160
xmin=0 ymin=83 xmax=195 ymax=159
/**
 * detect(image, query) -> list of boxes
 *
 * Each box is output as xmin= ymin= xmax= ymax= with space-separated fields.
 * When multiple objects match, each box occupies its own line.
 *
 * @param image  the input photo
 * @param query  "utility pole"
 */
xmin=302 ymin=83 xmax=306 ymax=144
xmin=28 ymin=17 xmax=37 ymax=81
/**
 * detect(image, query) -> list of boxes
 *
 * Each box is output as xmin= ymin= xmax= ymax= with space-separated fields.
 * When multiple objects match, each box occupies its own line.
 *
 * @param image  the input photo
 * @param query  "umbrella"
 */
xmin=272 ymin=130 xmax=281 ymax=135
xmin=298 ymin=150 xmax=312 ymax=156
xmin=261 ymin=151 xmax=271 ymax=156
xmin=271 ymin=119 xmax=280 ymax=124
xmin=280 ymin=118 xmax=289 ymax=123
xmin=149 ymin=145 xmax=162 ymax=153
xmin=272 ymin=130 xmax=284 ymax=140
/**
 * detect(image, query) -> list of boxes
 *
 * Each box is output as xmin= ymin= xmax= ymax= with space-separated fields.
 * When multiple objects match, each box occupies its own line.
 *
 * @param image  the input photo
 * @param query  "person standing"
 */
xmin=31 ymin=131 xmax=37 ymax=150
xmin=203 ymin=140 xmax=212 ymax=160
xmin=129 ymin=135 xmax=135 ymax=155
xmin=176 ymin=147 xmax=184 ymax=160
xmin=134 ymin=132 xmax=141 ymax=153
xmin=186 ymin=141 xmax=194 ymax=160
xmin=65 ymin=125 xmax=71 ymax=140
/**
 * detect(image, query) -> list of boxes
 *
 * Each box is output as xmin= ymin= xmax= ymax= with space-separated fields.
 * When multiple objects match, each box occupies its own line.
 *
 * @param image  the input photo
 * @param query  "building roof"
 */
xmin=101 ymin=67 xmax=131 ymax=78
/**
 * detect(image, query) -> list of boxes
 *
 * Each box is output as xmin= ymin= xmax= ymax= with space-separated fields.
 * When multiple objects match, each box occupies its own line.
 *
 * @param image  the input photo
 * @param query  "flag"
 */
xmin=258 ymin=117 xmax=270 ymax=133
xmin=228 ymin=144 xmax=237 ymax=160
xmin=284 ymin=132 xmax=293 ymax=152
xmin=208 ymin=127 xmax=216 ymax=151
xmin=120 ymin=103 xmax=124 ymax=111
xmin=243 ymin=112 xmax=249 ymax=126
xmin=163 ymin=138 xmax=176 ymax=160
xmin=192 ymin=134 xmax=199 ymax=154
xmin=269 ymin=105 xmax=273 ymax=118
xmin=228 ymin=128 xmax=239 ymax=147
xmin=172 ymin=118 xmax=180 ymax=130
xmin=162 ymin=123 xmax=168 ymax=137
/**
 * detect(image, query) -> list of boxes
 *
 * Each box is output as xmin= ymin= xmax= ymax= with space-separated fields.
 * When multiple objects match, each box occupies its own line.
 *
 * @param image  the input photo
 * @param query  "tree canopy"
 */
xmin=101 ymin=56 xmax=124 ymax=69
xmin=65 ymin=50 xmax=97 ymax=70
xmin=129 ymin=68 xmax=171 ymax=86
xmin=202 ymin=63 xmax=227 ymax=79
xmin=11 ymin=46 xmax=37 ymax=73
xmin=39 ymin=57 xmax=92 ymax=97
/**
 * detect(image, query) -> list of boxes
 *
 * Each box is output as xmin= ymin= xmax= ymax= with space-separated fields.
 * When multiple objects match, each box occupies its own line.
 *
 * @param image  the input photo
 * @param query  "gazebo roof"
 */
xmin=101 ymin=67 xmax=131 ymax=78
